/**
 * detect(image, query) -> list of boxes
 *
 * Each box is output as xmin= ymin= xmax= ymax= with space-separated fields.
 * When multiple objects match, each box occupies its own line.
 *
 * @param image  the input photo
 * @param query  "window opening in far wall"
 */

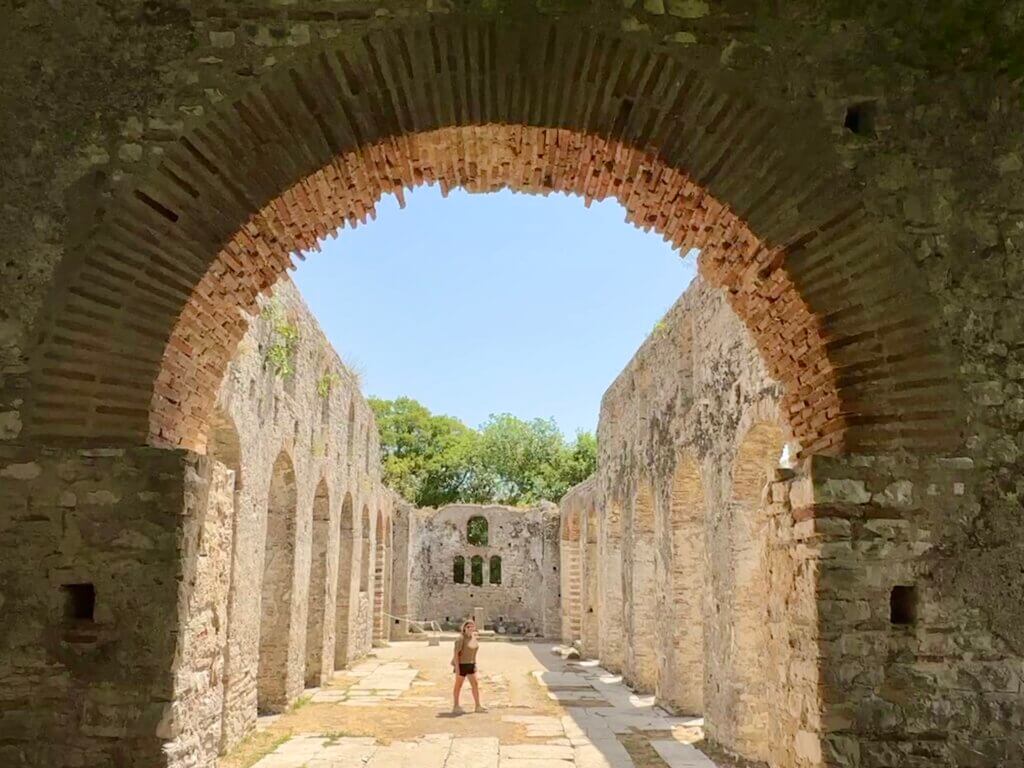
xmin=467 ymin=516 xmax=489 ymax=545
xmin=470 ymin=555 xmax=484 ymax=586
xmin=489 ymin=556 xmax=502 ymax=584
xmin=453 ymin=556 xmax=466 ymax=584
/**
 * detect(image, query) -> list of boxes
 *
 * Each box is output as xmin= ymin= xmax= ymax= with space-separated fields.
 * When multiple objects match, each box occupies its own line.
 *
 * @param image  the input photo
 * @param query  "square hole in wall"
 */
xmin=62 ymin=583 xmax=96 ymax=621
xmin=844 ymin=101 xmax=877 ymax=136
xmin=890 ymin=585 xmax=917 ymax=626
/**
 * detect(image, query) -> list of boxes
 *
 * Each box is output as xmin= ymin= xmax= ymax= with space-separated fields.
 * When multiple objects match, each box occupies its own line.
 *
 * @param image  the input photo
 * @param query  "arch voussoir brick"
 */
xmin=26 ymin=18 xmax=959 ymax=458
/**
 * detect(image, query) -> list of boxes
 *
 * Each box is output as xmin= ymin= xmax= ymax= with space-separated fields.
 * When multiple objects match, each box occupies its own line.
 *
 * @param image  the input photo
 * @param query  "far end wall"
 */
xmin=393 ymin=503 xmax=561 ymax=637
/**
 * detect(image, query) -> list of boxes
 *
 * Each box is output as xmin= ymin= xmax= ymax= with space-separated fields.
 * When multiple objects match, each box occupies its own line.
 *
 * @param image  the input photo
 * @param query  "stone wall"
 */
xmin=561 ymin=276 xmax=1023 ymax=767
xmin=208 ymin=277 xmax=396 ymax=751
xmin=394 ymin=503 xmax=561 ymax=637
xmin=0 ymin=446 xmax=196 ymax=767
xmin=0 ymin=278 xmax=398 ymax=768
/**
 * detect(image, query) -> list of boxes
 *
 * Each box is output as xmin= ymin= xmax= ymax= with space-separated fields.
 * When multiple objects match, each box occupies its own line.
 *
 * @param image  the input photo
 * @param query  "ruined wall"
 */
xmin=0 ymin=278 xmax=397 ymax=768
xmin=210 ymin=277 xmax=395 ymax=749
xmin=399 ymin=503 xmax=560 ymax=637
xmin=564 ymin=276 xmax=1022 ymax=767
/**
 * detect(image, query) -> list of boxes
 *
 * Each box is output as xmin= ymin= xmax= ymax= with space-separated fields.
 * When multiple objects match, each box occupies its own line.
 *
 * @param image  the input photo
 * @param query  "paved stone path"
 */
xmin=232 ymin=642 xmax=722 ymax=768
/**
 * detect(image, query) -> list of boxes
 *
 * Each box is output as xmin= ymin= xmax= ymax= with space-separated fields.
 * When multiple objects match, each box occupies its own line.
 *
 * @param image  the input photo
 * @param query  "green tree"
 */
xmin=368 ymin=397 xmax=479 ymax=507
xmin=369 ymin=398 xmax=597 ymax=506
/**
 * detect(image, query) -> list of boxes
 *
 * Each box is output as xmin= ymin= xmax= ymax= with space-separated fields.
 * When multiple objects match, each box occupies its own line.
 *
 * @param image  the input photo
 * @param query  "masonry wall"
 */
xmin=209 ymin=277 xmax=396 ymax=751
xmin=561 ymin=276 xmax=1023 ymax=767
xmin=0 ymin=279 xmax=397 ymax=768
xmin=0 ymin=446 xmax=196 ymax=767
xmin=397 ymin=503 xmax=560 ymax=637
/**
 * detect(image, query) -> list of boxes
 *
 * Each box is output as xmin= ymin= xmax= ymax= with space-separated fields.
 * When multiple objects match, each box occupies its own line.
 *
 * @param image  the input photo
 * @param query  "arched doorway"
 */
xmin=334 ymin=492 xmax=355 ymax=668
xmin=25 ymin=19 xmax=958 ymax=466
xmin=304 ymin=479 xmax=331 ymax=687
xmin=599 ymin=498 xmax=627 ymax=673
xmin=662 ymin=453 xmax=707 ymax=715
xmin=372 ymin=511 xmax=388 ymax=645
xmin=206 ymin=409 xmax=246 ymax=751
xmin=560 ymin=501 xmax=582 ymax=644
xmin=258 ymin=451 xmax=298 ymax=713
xmin=718 ymin=422 xmax=786 ymax=763
xmin=581 ymin=502 xmax=601 ymax=658
xmin=627 ymin=479 xmax=658 ymax=693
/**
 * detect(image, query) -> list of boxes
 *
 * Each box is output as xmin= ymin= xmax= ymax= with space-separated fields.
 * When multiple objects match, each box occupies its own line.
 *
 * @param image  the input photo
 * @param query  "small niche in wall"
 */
xmin=844 ymin=101 xmax=877 ymax=136
xmin=890 ymin=585 xmax=917 ymax=626
xmin=62 ymin=583 xmax=95 ymax=622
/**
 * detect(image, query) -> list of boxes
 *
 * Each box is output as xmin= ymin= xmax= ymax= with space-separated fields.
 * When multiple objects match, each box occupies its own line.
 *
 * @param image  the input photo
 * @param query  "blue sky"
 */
xmin=292 ymin=185 xmax=696 ymax=437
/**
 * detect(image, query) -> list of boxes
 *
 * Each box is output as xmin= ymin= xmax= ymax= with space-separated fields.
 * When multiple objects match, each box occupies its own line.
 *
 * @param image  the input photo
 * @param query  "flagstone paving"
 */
xmin=221 ymin=640 xmax=727 ymax=768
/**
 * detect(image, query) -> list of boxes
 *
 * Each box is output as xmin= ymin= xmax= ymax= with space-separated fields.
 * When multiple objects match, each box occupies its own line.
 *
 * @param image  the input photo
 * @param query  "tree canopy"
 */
xmin=368 ymin=397 xmax=596 ymax=507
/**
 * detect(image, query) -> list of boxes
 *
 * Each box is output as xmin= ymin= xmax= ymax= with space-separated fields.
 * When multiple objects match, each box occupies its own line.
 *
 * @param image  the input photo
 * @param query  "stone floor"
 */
xmin=221 ymin=640 xmax=723 ymax=768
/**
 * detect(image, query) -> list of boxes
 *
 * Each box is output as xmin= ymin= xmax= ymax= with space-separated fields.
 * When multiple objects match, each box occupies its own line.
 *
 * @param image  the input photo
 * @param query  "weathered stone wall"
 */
xmin=396 ymin=503 xmax=560 ymax=637
xmin=0 ymin=446 xmax=196 ymax=767
xmin=209 ymin=277 xmax=396 ymax=750
xmin=563 ymin=276 xmax=1023 ymax=767
xmin=0 ymin=277 xmax=398 ymax=768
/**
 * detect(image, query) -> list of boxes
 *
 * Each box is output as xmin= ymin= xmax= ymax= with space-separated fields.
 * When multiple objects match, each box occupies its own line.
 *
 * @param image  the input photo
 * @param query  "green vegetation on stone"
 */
xmin=262 ymin=300 xmax=300 ymax=379
xmin=368 ymin=397 xmax=597 ymax=507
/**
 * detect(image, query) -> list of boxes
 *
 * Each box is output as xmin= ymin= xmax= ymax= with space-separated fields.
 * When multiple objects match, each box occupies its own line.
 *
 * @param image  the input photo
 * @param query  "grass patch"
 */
xmin=220 ymin=731 xmax=291 ymax=768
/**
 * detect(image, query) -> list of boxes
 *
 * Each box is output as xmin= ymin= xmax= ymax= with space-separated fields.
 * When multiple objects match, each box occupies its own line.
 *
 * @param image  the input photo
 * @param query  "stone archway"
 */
xmin=599 ymin=497 xmax=627 ymax=673
xmin=560 ymin=498 xmax=582 ymax=644
xmin=716 ymin=421 xmax=786 ymax=763
xmin=372 ymin=510 xmax=388 ymax=644
xmin=24 ymin=17 xmax=961 ymax=464
xmin=661 ymin=452 xmax=706 ymax=716
xmin=581 ymin=502 xmax=601 ymax=658
xmin=258 ymin=451 xmax=299 ymax=713
xmin=304 ymin=478 xmax=331 ymax=687
xmin=626 ymin=479 xmax=658 ymax=693
xmin=334 ymin=491 xmax=356 ymax=668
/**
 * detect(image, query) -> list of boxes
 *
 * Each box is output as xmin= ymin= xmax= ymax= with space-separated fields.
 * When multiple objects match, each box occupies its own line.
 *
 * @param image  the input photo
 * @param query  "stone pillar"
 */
xmin=0 ymin=445 xmax=221 ymax=768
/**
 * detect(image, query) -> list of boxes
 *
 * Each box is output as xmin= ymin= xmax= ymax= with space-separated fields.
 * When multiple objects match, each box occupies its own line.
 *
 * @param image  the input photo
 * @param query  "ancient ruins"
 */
xmin=2 ymin=2 xmax=1022 ymax=767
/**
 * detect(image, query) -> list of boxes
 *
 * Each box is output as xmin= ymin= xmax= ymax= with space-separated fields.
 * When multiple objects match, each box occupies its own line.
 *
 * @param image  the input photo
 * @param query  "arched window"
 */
xmin=453 ymin=556 xmax=466 ymax=584
xmin=467 ymin=516 xmax=489 ymax=546
xmin=470 ymin=556 xmax=484 ymax=586
xmin=489 ymin=556 xmax=502 ymax=585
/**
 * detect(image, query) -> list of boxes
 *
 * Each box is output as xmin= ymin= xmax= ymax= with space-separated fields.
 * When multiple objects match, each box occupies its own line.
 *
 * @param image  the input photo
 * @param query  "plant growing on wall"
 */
xmin=262 ymin=299 xmax=300 ymax=378
xmin=317 ymin=372 xmax=341 ymax=398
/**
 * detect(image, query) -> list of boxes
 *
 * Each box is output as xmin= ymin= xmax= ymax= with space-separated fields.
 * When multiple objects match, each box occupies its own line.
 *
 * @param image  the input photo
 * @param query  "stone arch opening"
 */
xmin=561 ymin=502 xmax=582 ymax=643
xmin=453 ymin=555 xmax=466 ymax=585
xmin=258 ymin=451 xmax=297 ymax=713
xmin=581 ymin=503 xmax=601 ymax=657
xmin=304 ymin=478 xmax=331 ymax=687
xmin=372 ymin=511 xmax=388 ymax=643
xmin=206 ymin=408 xmax=248 ymax=751
xmin=628 ymin=479 xmax=658 ymax=693
xmin=489 ymin=555 xmax=502 ymax=585
xmin=663 ymin=453 xmax=707 ymax=715
xmin=334 ymin=491 xmax=355 ymax=668
xmin=26 ymin=18 xmax=961 ymax=465
xmin=719 ymin=422 xmax=786 ymax=763
xmin=359 ymin=504 xmax=371 ymax=594
xmin=467 ymin=515 xmax=489 ymax=546
xmin=599 ymin=498 xmax=627 ymax=673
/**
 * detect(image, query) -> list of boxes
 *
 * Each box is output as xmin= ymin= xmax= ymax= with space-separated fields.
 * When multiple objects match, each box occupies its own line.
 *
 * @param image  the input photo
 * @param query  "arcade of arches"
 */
xmin=1 ymin=2 xmax=1023 ymax=767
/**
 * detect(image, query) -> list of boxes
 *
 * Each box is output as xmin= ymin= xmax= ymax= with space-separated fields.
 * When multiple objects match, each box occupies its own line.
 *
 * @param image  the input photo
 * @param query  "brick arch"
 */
xmin=28 ymin=16 xmax=961 ymax=456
